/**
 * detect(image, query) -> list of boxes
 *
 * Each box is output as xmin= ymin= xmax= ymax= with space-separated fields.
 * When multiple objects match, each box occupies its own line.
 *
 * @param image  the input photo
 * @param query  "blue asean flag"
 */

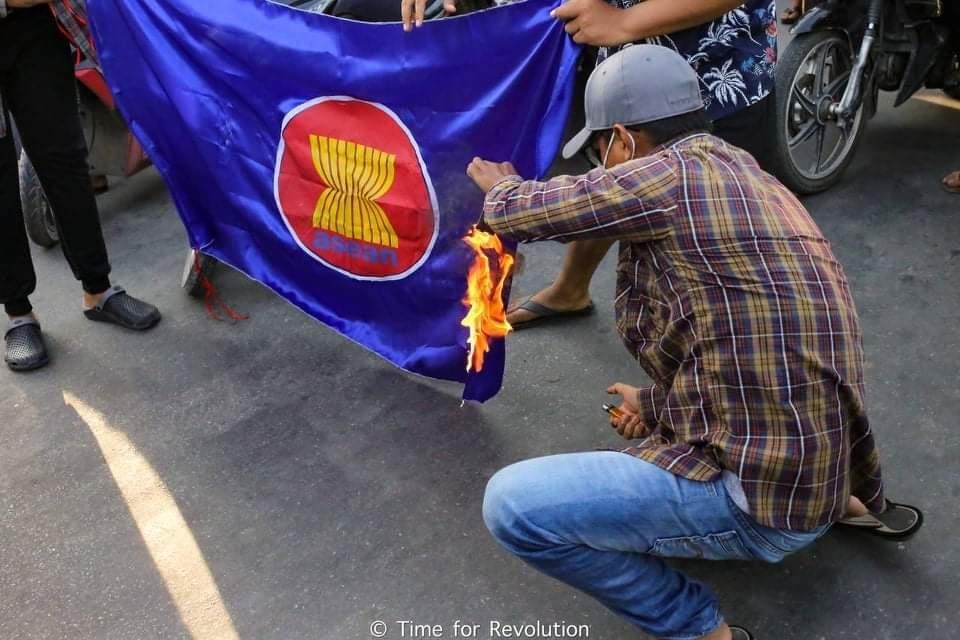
xmin=87 ymin=0 xmax=578 ymax=401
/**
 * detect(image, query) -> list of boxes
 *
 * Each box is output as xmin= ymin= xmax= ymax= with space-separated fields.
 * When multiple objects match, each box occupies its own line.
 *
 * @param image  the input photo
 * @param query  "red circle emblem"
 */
xmin=274 ymin=98 xmax=437 ymax=280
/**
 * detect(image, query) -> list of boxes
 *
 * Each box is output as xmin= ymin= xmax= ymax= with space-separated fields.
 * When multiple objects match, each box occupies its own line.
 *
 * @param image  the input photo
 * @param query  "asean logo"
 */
xmin=274 ymin=97 xmax=439 ymax=280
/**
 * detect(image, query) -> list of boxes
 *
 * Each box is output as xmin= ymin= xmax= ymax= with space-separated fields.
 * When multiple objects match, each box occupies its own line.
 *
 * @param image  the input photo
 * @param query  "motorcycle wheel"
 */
xmin=18 ymin=148 xmax=60 ymax=248
xmin=773 ymin=30 xmax=867 ymax=195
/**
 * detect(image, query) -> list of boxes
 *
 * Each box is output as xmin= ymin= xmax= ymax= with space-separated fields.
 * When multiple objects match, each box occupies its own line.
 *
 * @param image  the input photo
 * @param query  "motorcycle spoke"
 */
xmin=812 ymin=43 xmax=834 ymax=92
xmin=823 ymin=122 xmax=853 ymax=169
xmin=825 ymin=70 xmax=852 ymax=97
xmin=812 ymin=126 xmax=827 ymax=174
xmin=789 ymin=119 xmax=820 ymax=148
xmin=792 ymin=88 xmax=818 ymax=117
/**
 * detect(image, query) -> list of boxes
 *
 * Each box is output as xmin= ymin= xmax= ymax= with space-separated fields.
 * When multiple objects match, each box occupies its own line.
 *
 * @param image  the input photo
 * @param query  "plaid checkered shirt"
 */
xmin=0 ymin=0 xmax=98 ymax=138
xmin=483 ymin=133 xmax=885 ymax=531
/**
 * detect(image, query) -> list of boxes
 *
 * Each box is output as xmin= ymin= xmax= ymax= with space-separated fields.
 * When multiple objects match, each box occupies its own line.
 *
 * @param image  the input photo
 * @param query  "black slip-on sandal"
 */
xmin=84 ymin=286 xmax=161 ymax=331
xmin=730 ymin=625 xmax=755 ymax=640
xmin=507 ymin=298 xmax=595 ymax=330
xmin=4 ymin=318 xmax=49 ymax=372
xmin=836 ymin=500 xmax=924 ymax=541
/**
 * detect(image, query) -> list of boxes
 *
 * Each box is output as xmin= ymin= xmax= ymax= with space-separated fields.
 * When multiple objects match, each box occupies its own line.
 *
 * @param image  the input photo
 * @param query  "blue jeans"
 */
xmin=482 ymin=452 xmax=829 ymax=640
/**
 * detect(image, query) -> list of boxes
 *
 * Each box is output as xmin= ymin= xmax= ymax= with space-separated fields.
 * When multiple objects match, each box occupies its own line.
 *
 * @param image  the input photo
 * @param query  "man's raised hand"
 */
xmin=467 ymin=158 xmax=519 ymax=193
xmin=551 ymin=0 xmax=630 ymax=46
xmin=401 ymin=0 xmax=457 ymax=31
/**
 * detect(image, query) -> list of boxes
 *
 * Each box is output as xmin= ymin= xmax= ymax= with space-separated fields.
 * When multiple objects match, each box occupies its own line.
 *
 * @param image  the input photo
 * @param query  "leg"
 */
xmin=507 ymin=239 xmax=612 ymax=326
xmin=0 ymin=12 xmax=52 ymax=370
xmin=4 ymin=8 xmax=111 ymax=299
xmin=712 ymin=97 xmax=776 ymax=174
xmin=483 ymin=452 xmax=755 ymax=639
xmin=0 ymin=110 xmax=37 ymax=318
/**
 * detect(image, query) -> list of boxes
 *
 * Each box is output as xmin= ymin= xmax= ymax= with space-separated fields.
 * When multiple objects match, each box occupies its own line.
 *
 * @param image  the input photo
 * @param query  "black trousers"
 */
xmin=0 ymin=7 xmax=111 ymax=317
xmin=712 ymin=93 xmax=776 ymax=174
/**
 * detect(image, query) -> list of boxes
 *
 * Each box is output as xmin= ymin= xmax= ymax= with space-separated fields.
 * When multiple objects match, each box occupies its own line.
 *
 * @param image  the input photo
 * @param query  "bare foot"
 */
xmin=700 ymin=622 xmax=733 ymax=640
xmin=83 ymin=291 xmax=106 ymax=309
xmin=846 ymin=495 xmax=869 ymax=518
xmin=506 ymin=283 xmax=592 ymax=326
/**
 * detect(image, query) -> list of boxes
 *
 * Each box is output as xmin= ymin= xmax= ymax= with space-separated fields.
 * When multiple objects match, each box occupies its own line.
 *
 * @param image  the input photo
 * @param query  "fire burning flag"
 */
xmin=461 ymin=226 xmax=514 ymax=373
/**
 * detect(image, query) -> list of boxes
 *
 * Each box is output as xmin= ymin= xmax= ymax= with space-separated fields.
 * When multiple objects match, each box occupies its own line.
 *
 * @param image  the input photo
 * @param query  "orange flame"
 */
xmin=461 ymin=225 xmax=514 ymax=373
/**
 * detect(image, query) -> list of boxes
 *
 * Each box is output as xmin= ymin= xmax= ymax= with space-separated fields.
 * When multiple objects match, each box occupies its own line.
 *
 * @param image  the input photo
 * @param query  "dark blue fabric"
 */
xmin=86 ymin=0 xmax=579 ymax=401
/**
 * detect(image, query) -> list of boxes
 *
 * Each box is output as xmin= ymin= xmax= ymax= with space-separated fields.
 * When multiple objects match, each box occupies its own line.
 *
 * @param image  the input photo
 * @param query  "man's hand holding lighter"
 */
xmin=606 ymin=383 xmax=649 ymax=440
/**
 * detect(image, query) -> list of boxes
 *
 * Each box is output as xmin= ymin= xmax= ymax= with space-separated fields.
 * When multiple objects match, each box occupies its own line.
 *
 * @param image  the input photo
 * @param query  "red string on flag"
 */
xmin=194 ymin=253 xmax=249 ymax=323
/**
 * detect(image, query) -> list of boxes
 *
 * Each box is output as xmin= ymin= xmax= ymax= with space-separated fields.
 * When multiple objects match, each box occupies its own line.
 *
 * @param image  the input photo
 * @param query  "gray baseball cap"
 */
xmin=561 ymin=44 xmax=705 ymax=160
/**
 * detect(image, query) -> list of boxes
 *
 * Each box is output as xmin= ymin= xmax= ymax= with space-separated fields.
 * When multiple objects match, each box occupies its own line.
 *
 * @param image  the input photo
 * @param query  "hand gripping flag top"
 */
xmin=86 ymin=0 xmax=578 ymax=401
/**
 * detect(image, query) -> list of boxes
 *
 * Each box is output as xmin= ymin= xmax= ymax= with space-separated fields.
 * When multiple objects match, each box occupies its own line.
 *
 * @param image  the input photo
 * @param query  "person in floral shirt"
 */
xmin=403 ymin=0 xmax=780 ymax=329
xmin=593 ymin=0 xmax=778 ymax=122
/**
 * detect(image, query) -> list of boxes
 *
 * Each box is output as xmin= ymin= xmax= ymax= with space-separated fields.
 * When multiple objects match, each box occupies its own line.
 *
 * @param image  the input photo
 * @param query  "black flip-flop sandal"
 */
xmin=730 ymin=625 xmax=754 ymax=640
xmin=507 ymin=298 xmax=595 ymax=330
xmin=836 ymin=500 xmax=924 ymax=541
xmin=4 ymin=318 xmax=49 ymax=372
xmin=84 ymin=286 xmax=161 ymax=331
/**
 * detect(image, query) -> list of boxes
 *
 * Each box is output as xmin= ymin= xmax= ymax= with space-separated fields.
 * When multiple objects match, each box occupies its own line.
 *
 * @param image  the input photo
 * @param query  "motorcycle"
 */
xmin=773 ymin=0 xmax=959 ymax=194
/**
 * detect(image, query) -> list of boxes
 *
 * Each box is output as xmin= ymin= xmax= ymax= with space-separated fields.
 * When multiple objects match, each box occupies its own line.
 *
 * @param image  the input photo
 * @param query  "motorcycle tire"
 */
xmin=18 ymin=149 xmax=60 ymax=248
xmin=773 ymin=30 xmax=868 ymax=195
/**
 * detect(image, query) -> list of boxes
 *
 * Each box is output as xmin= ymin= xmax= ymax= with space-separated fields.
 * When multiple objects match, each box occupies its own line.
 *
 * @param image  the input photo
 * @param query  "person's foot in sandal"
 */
xmin=836 ymin=495 xmax=924 ymax=541
xmin=4 ymin=316 xmax=50 ymax=372
xmin=506 ymin=284 xmax=594 ymax=329
xmin=942 ymin=169 xmax=960 ymax=194
xmin=84 ymin=286 xmax=161 ymax=331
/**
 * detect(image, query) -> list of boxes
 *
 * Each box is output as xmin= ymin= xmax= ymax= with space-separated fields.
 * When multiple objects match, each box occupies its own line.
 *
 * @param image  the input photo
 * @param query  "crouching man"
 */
xmin=468 ymin=45 xmax=922 ymax=640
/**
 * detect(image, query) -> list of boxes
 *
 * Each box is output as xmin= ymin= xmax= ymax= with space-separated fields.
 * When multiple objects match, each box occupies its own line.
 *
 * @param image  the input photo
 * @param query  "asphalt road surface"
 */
xmin=1 ymin=93 xmax=958 ymax=640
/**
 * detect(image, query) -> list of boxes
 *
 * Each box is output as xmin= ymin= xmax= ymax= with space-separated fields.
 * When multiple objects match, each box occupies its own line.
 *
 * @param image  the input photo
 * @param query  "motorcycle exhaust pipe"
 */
xmin=831 ymin=0 xmax=883 ymax=121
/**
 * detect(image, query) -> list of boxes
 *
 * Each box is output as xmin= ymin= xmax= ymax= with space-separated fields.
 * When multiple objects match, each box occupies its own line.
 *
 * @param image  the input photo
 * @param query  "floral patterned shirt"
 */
xmin=598 ymin=0 xmax=778 ymax=121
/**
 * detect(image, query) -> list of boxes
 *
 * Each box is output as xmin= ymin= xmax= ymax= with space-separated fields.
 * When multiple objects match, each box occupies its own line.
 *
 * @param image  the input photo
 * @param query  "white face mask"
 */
xmin=600 ymin=131 xmax=637 ymax=169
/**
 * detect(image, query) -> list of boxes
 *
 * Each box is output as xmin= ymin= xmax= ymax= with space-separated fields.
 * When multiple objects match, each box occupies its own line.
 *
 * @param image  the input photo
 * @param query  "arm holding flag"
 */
xmin=401 ymin=0 xmax=742 ymax=47
xmin=471 ymin=157 xmax=677 ymax=243
xmin=550 ymin=0 xmax=745 ymax=46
